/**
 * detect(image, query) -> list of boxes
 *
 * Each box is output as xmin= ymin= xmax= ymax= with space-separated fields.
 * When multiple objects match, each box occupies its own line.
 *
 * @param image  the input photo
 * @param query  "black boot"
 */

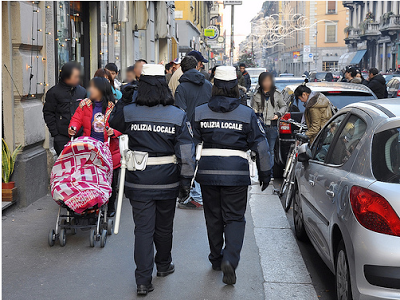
xmin=157 ymin=262 xmax=175 ymax=277
xmin=137 ymin=284 xmax=154 ymax=296
xmin=221 ymin=261 xmax=236 ymax=285
xmin=107 ymin=199 xmax=115 ymax=217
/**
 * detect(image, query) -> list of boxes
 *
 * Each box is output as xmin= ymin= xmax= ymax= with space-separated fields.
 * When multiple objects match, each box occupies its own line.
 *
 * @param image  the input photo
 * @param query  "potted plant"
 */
xmin=2 ymin=139 xmax=21 ymax=201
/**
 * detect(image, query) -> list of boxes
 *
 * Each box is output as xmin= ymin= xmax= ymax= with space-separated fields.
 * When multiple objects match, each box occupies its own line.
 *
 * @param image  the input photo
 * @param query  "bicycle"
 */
xmin=278 ymin=119 xmax=308 ymax=212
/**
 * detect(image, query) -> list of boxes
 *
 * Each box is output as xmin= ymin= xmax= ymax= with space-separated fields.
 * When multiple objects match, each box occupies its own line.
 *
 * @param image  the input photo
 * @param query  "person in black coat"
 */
xmin=364 ymin=67 xmax=388 ymax=99
xmin=43 ymin=62 xmax=86 ymax=155
xmin=193 ymin=66 xmax=271 ymax=285
xmin=109 ymin=64 xmax=195 ymax=296
xmin=239 ymin=63 xmax=251 ymax=91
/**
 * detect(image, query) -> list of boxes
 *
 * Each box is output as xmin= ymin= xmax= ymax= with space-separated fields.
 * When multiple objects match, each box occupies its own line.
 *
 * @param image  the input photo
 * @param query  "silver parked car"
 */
xmin=293 ymin=99 xmax=400 ymax=300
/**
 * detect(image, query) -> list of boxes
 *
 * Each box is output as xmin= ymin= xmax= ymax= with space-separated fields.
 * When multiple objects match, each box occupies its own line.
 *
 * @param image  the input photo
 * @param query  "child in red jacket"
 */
xmin=69 ymin=77 xmax=121 ymax=216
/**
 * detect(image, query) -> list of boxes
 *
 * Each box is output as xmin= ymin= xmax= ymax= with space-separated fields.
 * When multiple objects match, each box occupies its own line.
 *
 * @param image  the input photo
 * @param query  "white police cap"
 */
xmin=214 ymin=66 xmax=237 ymax=81
xmin=141 ymin=64 xmax=164 ymax=76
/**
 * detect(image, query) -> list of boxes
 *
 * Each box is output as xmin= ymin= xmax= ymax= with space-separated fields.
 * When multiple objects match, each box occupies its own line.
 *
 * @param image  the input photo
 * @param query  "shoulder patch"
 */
xmin=257 ymin=119 xmax=265 ymax=134
xmin=186 ymin=121 xmax=194 ymax=137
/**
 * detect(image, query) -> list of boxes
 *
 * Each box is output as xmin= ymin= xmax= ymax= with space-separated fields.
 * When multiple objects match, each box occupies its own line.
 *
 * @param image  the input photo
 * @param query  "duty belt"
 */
xmin=201 ymin=148 xmax=248 ymax=160
xmin=146 ymin=155 xmax=177 ymax=165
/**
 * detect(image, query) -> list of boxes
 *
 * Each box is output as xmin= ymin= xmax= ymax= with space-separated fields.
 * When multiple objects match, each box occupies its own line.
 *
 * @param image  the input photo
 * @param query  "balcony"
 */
xmin=380 ymin=15 xmax=400 ymax=34
xmin=345 ymin=28 xmax=360 ymax=44
xmin=360 ymin=21 xmax=380 ymax=38
xmin=342 ymin=1 xmax=354 ymax=8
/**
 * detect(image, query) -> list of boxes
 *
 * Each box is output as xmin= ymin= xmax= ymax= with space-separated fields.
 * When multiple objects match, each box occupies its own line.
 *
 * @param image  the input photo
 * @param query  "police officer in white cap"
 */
xmin=193 ymin=66 xmax=271 ymax=285
xmin=109 ymin=64 xmax=195 ymax=296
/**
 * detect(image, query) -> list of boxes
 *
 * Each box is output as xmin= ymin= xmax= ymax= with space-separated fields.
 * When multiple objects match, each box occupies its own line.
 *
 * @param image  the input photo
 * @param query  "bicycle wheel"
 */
xmin=284 ymin=166 xmax=296 ymax=212
xmin=279 ymin=158 xmax=294 ymax=196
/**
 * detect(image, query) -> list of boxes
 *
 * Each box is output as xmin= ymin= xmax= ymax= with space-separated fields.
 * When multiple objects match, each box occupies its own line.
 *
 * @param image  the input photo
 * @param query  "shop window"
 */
xmin=323 ymin=61 xmax=338 ymax=71
xmin=56 ymin=2 xmax=84 ymax=80
xmin=327 ymin=1 xmax=337 ymax=14
xmin=325 ymin=24 xmax=337 ymax=43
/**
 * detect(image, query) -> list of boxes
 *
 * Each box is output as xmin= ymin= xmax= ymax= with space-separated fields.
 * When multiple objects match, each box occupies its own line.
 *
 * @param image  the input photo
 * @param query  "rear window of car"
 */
xmin=372 ymin=127 xmax=400 ymax=183
xmin=322 ymin=92 xmax=376 ymax=109
xmin=275 ymin=80 xmax=304 ymax=91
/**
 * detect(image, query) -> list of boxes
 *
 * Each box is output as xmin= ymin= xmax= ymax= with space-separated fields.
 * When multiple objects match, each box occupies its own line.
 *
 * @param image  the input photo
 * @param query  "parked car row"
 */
xmin=293 ymin=99 xmax=400 ymax=300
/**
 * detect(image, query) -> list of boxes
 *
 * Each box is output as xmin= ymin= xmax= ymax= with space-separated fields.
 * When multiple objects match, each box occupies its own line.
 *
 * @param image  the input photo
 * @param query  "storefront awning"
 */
xmin=350 ymin=50 xmax=367 ymax=64
xmin=338 ymin=52 xmax=357 ymax=69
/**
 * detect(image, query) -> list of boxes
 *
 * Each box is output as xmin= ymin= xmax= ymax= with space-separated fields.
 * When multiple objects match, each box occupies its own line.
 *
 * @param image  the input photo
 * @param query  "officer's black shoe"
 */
xmin=212 ymin=264 xmax=221 ymax=271
xmin=221 ymin=261 xmax=236 ymax=285
xmin=137 ymin=284 xmax=154 ymax=296
xmin=157 ymin=263 xmax=175 ymax=277
xmin=107 ymin=209 xmax=115 ymax=218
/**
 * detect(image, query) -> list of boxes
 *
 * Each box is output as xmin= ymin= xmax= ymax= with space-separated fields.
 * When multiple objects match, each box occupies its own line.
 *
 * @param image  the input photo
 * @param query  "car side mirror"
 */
xmin=298 ymin=143 xmax=312 ymax=162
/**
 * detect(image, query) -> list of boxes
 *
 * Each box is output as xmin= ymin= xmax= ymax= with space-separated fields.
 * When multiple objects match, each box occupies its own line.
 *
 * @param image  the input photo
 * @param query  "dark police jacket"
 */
xmin=175 ymin=69 xmax=212 ymax=123
xmin=109 ymin=102 xmax=195 ymax=201
xmin=43 ymin=81 xmax=87 ymax=138
xmin=193 ymin=96 xmax=271 ymax=186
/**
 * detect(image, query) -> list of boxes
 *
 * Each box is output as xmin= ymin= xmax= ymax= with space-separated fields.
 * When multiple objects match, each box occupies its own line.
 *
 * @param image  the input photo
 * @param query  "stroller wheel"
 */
xmin=59 ymin=229 xmax=67 ymax=247
xmin=107 ymin=219 xmax=113 ymax=236
xmin=100 ymin=230 xmax=107 ymax=248
xmin=48 ymin=229 xmax=56 ymax=247
xmin=89 ymin=229 xmax=96 ymax=247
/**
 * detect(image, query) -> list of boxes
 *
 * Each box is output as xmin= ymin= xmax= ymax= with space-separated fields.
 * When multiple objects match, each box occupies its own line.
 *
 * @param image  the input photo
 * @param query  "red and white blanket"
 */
xmin=50 ymin=136 xmax=113 ymax=214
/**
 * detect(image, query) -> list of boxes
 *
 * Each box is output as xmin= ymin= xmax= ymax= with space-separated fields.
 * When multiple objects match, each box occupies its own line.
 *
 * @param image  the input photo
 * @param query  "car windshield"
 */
xmin=372 ymin=127 xmax=400 ymax=184
xmin=315 ymin=73 xmax=328 ymax=79
xmin=289 ymin=91 xmax=376 ymax=113
xmin=251 ymin=77 xmax=258 ymax=85
xmin=246 ymin=69 xmax=265 ymax=77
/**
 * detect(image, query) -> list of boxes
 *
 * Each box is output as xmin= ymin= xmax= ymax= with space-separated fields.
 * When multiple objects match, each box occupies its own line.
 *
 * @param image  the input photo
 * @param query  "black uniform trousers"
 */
xmin=54 ymin=135 xmax=70 ymax=156
xmin=129 ymin=197 xmax=176 ymax=285
xmin=200 ymin=185 xmax=248 ymax=270
xmin=108 ymin=168 xmax=120 ymax=212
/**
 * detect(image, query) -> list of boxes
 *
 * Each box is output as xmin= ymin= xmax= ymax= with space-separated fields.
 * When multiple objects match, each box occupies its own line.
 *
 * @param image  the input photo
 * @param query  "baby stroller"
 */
xmin=48 ymin=136 xmax=114 ymax=248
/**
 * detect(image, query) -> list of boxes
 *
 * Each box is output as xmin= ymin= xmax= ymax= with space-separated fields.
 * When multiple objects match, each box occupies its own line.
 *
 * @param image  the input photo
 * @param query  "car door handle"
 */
xmin=308 ymin=180 xmax=315 ymax=186
xmin=326 ymin=190 xmax=335 ymax=197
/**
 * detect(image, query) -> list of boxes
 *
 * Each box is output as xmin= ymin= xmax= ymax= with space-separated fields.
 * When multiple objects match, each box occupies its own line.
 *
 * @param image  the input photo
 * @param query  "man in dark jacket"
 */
xmin=364 ymin=67 xmax=388 ymax=99
xmin=238 ymin=63 xmax=251 ymax=91
xmin=43 ymin=62 xmax=86 ymax=155
xmin=175 ymin=56 xmax=212 ymax=209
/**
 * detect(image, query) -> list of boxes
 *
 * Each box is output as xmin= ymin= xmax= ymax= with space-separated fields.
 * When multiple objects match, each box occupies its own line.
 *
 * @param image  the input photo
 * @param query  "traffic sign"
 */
xmin=303 ymin=45 xmax=313 ymax=62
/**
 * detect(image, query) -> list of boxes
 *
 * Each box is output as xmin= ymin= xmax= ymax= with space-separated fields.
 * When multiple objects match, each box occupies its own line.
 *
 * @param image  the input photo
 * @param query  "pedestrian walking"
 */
xmin=294 ymin=83 xmax=333 ymax=143
xmin=93 ymin=68 xmax=122 ymax=101
xmin=68 ymin=77 xmax=121 ymax=217
xmin=105 ymin=62 xmax=122 ymax=90
xmin=109 ymin=64 xmax=195 ymax=296
xmin=238 ymin=63 xmax=251 ymax=91
xmin=251 ymin=72 xmax=287 ymax=175
xmin=43 ymin=62 xmax=87 ymax=155
xmin=168 ymin=57 xmax=183 ymax=96
xmin=175 ymin=55 xmax=212 ymax=209
xmin=193 ymin=66 xmax=271 ymax=285
xmin=364 ymin=67 xmax=388 ymax=99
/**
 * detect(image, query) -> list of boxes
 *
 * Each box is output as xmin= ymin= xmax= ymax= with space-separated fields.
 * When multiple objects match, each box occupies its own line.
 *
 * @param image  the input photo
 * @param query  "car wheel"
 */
xmin=335 ymin=240 xmax=353 ymax=300
xmin=293 ymin=187 xmax=308 ymax=242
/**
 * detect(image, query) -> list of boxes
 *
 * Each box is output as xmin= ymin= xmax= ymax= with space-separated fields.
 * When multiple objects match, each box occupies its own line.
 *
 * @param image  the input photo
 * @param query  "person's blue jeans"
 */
xmin=189 ymin=181 xmax=203 ymax=205
xmin=265 ymin=125 xmax=278 ymax=175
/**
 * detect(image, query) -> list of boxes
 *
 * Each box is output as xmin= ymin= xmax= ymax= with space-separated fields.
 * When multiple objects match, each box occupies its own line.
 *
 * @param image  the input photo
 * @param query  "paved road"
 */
xmin=273 ymin=179 xmax=336 ymax=300
xmin=3 ymin=195 xmax=264 ymax=300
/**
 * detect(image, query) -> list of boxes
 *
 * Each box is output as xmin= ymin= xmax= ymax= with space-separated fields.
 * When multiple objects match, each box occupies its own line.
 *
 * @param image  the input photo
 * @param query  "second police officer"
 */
xmin=109 ymin=64 xmax=195 ymax=296
xmin=193 ymin=66 xmax=271 ymax=285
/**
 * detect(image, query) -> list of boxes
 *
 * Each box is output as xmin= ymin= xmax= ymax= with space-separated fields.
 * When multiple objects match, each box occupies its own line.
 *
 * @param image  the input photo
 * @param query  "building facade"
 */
xmin=1 ymin=1 xmax=178 ymax=208
xmin=344 ymin=1 xmax=400 ymax=72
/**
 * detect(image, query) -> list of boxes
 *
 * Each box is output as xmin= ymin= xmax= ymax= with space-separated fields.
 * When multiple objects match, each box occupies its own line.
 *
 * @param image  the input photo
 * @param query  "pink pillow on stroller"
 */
xmin=50 ymin=136 xmax=113 ymax=214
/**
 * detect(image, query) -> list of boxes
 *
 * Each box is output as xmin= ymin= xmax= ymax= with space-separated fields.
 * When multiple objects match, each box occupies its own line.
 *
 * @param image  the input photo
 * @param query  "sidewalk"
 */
xmin=2 ymin=195 xmax=263 ymax=300
xmin=249 ymin=183 xmax=319 ymax=300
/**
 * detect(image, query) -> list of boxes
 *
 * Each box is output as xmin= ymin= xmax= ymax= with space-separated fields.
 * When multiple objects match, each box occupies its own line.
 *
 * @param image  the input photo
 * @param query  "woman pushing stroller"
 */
xmin=68 ymin=76 xmax=121 ymax=217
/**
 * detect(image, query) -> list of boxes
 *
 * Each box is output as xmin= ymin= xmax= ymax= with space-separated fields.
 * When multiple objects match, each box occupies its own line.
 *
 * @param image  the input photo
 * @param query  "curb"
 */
xmin=249 ymin=184 xmax=319 ymax=300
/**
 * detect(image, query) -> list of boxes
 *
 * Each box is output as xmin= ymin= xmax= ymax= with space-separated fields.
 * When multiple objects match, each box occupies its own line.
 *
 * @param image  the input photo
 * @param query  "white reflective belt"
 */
xmin=201 ymin=148 xmax=248 ymax=160
xmin=146 ymin=155 xmax=177 ymax=165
